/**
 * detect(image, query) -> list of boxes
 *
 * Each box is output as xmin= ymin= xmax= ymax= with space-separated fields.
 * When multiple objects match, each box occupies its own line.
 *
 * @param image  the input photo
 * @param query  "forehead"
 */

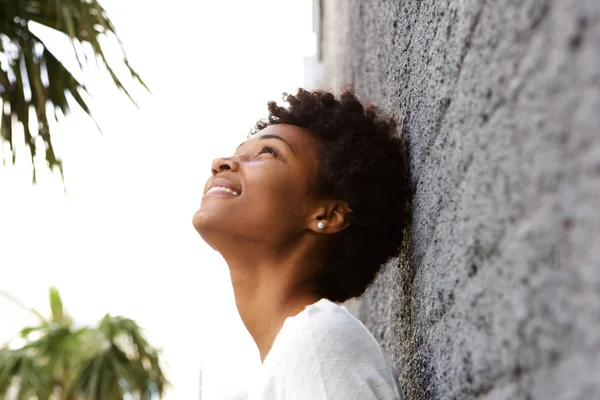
xmin=248 ymin=124 xmax=320 ymax=151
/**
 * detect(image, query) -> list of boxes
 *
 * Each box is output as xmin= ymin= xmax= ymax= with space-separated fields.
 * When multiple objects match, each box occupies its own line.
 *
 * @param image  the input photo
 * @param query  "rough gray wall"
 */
xmin=322 ymin=1 xmax=600 ymax=399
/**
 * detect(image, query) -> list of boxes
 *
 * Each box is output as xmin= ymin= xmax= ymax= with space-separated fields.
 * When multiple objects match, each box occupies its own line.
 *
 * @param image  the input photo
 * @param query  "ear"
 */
xmin=307 ymin=200 xmax=353 ymax=234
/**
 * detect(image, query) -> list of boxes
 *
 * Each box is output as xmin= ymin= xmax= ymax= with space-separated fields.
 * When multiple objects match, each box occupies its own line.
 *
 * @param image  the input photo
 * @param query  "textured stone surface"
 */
xmin=323 ymin=1 xmax=600 ymax=399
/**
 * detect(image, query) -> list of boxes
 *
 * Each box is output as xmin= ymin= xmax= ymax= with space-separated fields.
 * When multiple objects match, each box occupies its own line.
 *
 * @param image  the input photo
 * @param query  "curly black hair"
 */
xmin=251 ymin=86 xmax=410 ymax=303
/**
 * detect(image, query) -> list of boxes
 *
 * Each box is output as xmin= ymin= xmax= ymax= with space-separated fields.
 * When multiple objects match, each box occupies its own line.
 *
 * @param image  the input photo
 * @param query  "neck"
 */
xmin=221 ymin=240 xmax=323 ymax=362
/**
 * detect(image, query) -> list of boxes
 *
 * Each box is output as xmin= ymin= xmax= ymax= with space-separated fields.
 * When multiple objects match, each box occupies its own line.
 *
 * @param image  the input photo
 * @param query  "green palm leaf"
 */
xmin=0 ymin=349 xmax=54 ymax=400
xmin=0 ymin=287 xmax=169 ymax=399
xmin=0 ymin=0 xmax=147 ymax=182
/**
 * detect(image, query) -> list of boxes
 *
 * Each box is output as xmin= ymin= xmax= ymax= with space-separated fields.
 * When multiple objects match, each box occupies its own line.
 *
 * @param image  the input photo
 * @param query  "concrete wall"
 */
xmin=321 ymin=1 xmax=600 ymax=399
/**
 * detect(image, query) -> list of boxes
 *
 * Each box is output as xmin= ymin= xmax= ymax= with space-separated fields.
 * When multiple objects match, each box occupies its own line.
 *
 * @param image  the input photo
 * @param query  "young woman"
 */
xmin=193 ymin=87 xmax=408 ymax=399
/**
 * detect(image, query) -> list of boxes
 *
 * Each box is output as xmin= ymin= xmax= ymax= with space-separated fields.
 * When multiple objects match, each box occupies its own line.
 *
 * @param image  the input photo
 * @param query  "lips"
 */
xmin=205 ymin=177 xmax=242 ymax=197
xmin=206 ymin=186 xmax=239 ymax=196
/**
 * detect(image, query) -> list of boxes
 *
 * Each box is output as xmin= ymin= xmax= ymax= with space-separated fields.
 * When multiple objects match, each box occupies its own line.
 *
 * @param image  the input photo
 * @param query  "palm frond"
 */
xmin=0 ymin=348 xmax=20 ymax=395
xmin=99 ymin=314 xmax=169 ymax=396
xmin=0 ymin=287 xmax=169 ymax=399
xmin=0 ymin=0 xmax=148 ymax=182
xmin=0 ymin=348 xmax=54 ymax=400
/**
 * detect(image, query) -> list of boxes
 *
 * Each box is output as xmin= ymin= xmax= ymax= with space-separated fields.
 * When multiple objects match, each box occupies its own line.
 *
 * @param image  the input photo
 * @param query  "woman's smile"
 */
xmin=204 ymin=186 xmax=239 ymax=196
xmin=203 ymin=177 xmax=242 ymax=198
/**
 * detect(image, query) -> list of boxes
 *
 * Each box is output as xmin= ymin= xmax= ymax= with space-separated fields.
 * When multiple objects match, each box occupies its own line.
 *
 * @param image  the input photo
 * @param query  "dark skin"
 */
xmin=193 ymin=124 xmax=352 ymax=361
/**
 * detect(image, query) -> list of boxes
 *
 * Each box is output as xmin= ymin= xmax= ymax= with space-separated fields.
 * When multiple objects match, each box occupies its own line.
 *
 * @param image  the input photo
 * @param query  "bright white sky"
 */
xmin=0 ymin=1 xmax=316 ymax=398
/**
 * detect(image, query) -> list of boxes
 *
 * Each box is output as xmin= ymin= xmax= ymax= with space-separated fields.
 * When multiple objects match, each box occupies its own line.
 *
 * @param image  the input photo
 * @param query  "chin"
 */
xmin=192 ymin=207 xmax=225 ymax=251
xmin=192 ymin=207 xmax=210 ymax=235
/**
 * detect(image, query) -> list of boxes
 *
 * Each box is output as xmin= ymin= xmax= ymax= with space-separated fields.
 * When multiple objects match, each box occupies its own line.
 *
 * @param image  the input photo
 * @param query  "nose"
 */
xmin=211 ymin=156 xmax=240 ymax=176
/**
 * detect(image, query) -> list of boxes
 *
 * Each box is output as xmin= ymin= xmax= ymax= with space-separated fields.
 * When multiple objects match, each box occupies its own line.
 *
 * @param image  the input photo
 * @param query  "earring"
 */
xmin=317 ymin=221 xmax=326 ymax=230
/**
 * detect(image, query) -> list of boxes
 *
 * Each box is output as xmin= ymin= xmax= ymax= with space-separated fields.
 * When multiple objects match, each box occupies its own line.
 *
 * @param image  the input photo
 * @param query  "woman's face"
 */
xmin=193 ymin=124 xmax=323 ymax=251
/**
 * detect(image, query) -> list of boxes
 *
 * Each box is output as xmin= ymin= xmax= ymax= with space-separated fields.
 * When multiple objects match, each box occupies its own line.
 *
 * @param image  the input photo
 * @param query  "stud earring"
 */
xmin=317 ymin=221 xmax=326 ymax=230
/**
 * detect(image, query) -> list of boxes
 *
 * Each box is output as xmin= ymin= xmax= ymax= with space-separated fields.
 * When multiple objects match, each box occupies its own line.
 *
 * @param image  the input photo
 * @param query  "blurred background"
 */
xmin=0 ymin=1 xmax=321 ymax=398
xmin=5 ymin=0 xmax=598 ymax=399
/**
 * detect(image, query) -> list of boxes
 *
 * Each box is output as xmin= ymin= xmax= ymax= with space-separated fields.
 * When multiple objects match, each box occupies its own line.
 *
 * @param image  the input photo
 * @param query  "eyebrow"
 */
xmin=237 ymin=134 xmax=295 ymax=154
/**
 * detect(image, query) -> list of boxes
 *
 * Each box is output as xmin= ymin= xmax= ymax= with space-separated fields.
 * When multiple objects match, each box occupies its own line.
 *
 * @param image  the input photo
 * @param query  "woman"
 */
xmin=193 ymin=87 xmax=408 ymax=399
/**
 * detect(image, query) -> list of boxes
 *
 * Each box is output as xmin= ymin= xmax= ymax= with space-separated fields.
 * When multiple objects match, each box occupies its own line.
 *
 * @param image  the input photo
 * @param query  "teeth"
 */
xmin=207 ymin=186 xmax=239 ymax=196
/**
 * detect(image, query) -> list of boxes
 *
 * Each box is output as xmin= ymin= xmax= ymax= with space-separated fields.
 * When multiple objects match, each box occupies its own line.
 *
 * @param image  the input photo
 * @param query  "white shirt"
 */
xmin=247 ymin=299 xmax=404 ymax=400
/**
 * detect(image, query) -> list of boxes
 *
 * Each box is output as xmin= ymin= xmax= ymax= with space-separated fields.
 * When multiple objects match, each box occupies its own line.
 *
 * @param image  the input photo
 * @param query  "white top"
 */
xmin=247 ymin=299 xmax=404 ymax=400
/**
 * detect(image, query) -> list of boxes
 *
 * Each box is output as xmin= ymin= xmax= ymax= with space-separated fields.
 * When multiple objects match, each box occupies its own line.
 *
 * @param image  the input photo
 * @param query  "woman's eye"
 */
xmin=258 ymin=146 xmax=278 ymax=157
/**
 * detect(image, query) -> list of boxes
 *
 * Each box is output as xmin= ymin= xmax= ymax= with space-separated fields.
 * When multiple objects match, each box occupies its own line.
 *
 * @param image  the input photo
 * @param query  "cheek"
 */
xmin=246 ymin=175 xmax=308 ymax=229
xmin=253 ymin=181 xmax=301 ymax=216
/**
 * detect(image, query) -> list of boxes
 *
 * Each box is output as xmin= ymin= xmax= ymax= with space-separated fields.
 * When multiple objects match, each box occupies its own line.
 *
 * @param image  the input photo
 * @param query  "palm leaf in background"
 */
xmin=0 ymin=0 xmax=147 ymax=182
xmin=71 ymin=315 xmax=168 ymax=399
xmin=0 ymin=287 xmax=169 ymax=400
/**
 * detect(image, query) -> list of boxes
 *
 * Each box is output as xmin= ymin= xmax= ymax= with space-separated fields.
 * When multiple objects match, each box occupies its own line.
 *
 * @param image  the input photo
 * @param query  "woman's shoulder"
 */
xmin=257 ymin=299 xmax=403 ymax=400
xmin=303 ymin=299 xmax=375 ymax=340
xmin=271 ymin=298 xmax=383 ymax=362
